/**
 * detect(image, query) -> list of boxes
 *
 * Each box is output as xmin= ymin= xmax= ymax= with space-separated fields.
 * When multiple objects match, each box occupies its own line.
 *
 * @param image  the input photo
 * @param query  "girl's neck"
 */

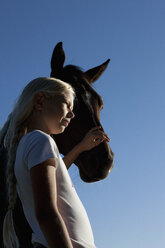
xmin=26 ymin=112 xmax=50 ymax=135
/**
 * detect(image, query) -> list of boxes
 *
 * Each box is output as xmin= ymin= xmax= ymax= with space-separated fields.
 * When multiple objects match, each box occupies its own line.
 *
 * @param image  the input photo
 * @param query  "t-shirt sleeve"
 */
xmin=24 ymin=132 xmax=58 ymax=170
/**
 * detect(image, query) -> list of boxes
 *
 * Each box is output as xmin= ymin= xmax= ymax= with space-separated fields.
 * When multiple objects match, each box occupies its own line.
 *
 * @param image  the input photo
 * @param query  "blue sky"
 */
xmin=0 ymin=1 xmax=165 ymax=247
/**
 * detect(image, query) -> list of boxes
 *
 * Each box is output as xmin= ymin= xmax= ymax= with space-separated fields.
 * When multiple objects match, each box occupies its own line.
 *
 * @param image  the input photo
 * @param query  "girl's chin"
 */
xmin=56 ymin=125 xmax=66 ymax=134
xmin=50 ymin=126 xmax=65 ymax=135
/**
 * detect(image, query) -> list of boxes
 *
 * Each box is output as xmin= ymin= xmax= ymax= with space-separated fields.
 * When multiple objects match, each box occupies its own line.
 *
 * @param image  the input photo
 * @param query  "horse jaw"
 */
xmin=75 ymin=142 xmax=114 ymax=183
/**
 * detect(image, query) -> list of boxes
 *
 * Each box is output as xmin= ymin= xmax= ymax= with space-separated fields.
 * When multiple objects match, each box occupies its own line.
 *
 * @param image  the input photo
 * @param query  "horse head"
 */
xmin=50 ymin=42 xmax=114 ymax=182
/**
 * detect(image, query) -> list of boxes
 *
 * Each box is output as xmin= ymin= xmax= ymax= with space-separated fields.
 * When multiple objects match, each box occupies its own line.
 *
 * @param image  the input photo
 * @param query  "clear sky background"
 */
xmin=0 ymin=1 xmax=165 ymax=248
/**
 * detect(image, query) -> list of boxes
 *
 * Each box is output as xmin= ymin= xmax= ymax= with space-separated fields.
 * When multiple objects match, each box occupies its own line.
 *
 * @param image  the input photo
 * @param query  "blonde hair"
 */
xmin=2 ymin=77 xmax=75 ymax=248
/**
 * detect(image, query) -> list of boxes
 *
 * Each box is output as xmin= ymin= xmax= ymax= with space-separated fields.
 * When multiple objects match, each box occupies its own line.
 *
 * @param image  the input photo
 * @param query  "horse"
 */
xmin=0 ymin=42 xmax=114 ymax=247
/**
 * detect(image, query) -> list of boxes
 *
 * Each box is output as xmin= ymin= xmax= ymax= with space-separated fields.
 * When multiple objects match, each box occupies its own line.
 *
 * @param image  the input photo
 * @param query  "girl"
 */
xmin=3 ymin=77 xmax=110 ymax=248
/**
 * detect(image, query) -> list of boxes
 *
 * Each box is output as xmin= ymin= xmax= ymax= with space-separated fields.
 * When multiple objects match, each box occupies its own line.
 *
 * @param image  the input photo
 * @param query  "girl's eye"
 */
xmin=63 ymin=101 xmax=73 ymax=111
xmin=64 ymin=102 xmax=70 ymax=109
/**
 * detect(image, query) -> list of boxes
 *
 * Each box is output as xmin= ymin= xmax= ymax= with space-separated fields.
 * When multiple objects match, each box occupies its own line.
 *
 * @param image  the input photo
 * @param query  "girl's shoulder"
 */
xmin=17 ymin=130 xmax=60 ymax=169
xmin=19 ymin=130 xmax=56 ymax=148
xmin=22 ymin=129 xmax=52 ymax=140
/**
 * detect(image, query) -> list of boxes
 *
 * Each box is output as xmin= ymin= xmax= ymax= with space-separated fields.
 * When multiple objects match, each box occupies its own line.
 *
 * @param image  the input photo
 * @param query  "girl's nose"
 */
xmin=67 ymin=111 xmax=75 ymax=119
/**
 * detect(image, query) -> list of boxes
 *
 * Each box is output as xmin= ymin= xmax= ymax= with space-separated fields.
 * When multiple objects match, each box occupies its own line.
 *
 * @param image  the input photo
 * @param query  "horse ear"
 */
xmin=50 ymin=42 xmax=65 ymax=77
xmin=85 ymin=59 xmax=110 ymax=84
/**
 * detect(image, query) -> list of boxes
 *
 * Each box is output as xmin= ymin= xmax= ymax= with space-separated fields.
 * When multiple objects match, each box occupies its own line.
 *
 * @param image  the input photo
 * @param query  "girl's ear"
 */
xmin=33 ymin=92 xmax=46 ymax=111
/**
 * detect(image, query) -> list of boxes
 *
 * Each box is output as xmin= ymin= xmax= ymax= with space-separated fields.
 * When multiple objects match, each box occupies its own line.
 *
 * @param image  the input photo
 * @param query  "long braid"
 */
xmin=3 ymin=123 xmax=27 ymax=248
xmin=7 ymin=126 xmax=26 ymax=209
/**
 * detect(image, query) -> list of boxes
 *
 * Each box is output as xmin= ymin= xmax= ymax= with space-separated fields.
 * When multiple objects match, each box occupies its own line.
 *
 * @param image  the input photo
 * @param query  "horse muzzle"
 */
xmin=76 ymin=150 xmax=114 ymax=183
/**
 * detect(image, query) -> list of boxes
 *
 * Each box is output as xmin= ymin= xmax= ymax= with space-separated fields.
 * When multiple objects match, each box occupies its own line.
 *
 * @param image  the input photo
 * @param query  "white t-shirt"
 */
xmin=14 ymin=130 xmax=96 ymax=248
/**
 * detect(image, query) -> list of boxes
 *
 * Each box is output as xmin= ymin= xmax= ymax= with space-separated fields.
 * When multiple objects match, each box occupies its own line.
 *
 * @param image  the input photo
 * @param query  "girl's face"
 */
xmin=43 ymin=91 xmax=75 ymax=134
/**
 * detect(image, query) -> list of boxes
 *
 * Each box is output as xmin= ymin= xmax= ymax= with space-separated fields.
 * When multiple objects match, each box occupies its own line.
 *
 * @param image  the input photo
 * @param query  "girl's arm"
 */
xmin=30 ymin=158 xmax=73 ymax=248
xmin=63 ymin=126 xmax=110 ymax=169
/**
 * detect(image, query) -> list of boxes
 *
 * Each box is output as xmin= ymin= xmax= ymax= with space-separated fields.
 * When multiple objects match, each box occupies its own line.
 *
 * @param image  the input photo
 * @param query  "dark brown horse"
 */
xmin=0 ymin=42 xmax=114 ymax=247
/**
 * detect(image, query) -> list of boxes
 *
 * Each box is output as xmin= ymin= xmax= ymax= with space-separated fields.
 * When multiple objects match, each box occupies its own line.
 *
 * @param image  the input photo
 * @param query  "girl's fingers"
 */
xmin=92 ymin=131 xmax=110 ymax=142
xmin=93 ymin=134 xmax=110 ymax=144
xmin=85 ymin=126 xmax=110 ymax=144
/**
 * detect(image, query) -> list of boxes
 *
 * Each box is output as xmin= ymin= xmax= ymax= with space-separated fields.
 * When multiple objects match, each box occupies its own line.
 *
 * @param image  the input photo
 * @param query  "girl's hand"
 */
xmin=78 ymin=126 xmax=110 ymax=152
xmin=63 ymin=126 xmax=110 ymax=169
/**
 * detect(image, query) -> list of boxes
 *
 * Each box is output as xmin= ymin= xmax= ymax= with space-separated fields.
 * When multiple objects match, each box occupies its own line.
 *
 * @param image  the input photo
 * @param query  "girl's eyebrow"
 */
xmin=64 ymin=99 xmax=74 ymax=110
